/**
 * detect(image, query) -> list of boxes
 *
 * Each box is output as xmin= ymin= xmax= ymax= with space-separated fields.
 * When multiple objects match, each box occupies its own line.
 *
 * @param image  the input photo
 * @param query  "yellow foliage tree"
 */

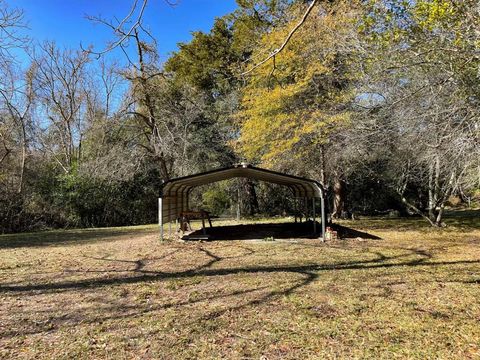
xmin=237 ymin=1 xmax=361 ymax=182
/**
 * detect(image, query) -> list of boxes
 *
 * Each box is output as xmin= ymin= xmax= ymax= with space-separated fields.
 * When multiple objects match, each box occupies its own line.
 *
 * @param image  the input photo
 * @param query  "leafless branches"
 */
xmin=81 ymin=0 xmax=149 ymax=57
xmin=82 ymin=0 xmax=179 ymax=59
xmin=241 ymin=0 xmax=318 ymax=76
xmin=0 ymin=0 xmax=28 ymax=53
xmin=31 ymin=42 xmax=91 ymax=172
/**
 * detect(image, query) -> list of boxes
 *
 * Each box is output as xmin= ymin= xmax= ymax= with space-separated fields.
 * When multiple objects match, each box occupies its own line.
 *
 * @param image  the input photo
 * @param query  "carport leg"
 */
xmin=304 ymin=197 xmax=308 ymax=221
xmin=299 ymin=198 xmax=302 ymax=223
xmin=168 ymin=221 xmax=172 ymax=240
xmin=294 ymin=197 xmax=297 ymax=223
xmin=320 ymin=196 xmax=326 ymax=241
xmin=312 ymin=198 xmax=317 ymax=234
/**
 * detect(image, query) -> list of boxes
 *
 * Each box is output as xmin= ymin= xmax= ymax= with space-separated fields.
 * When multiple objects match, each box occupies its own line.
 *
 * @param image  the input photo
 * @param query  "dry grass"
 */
xmin=1 ymin=213 xmax=480 ymax=359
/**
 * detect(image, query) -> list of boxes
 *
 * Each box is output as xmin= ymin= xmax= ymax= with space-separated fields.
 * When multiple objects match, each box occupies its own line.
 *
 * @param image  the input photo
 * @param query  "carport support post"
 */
xmin=305 ymin=197 xmax=308 ymax=221
xmin=312 ymin=197 xmax=316 ymax=234
xmin=294 ymin=197 xmax=297 ymax=223
xmin=320 ymin=195 xmax=326 ymax=241
xmin=158 ymin=197 xmax=163 ymax=241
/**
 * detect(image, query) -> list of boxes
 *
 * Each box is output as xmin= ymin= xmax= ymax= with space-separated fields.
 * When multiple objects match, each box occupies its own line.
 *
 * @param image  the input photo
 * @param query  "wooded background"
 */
xmin=1 ymin=0 xmax=479 ymax=233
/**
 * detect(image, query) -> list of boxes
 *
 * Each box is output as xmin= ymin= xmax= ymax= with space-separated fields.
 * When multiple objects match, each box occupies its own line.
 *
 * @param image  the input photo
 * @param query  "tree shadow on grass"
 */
xmin=0 ymin=284 xmax=272 ymax=339
xmin=1 ymin=243 xmax=479 ymax=339
xmin=1 ymin=245 xmax=476 ymax=295
xmin=0 ymin=227 xmax=156 ymax=249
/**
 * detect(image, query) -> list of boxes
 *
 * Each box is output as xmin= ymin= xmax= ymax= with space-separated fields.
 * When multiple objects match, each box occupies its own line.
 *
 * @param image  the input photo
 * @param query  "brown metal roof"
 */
xmin=161 ymin=164 xmax=323 ymax=199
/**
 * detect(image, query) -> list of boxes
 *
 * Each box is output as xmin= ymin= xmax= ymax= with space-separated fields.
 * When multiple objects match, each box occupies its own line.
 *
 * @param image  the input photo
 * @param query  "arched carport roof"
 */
xmin=158 ymin=164 xmax=326 ymax=240
xmin=162 ymin=163 xmax=324 ymax=199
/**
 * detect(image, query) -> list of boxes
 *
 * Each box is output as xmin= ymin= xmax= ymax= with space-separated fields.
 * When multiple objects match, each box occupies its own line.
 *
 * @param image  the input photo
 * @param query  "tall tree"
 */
xmin=239 ymin=1 xmax=362 ymax=216
xmin=31 ymin=42 xmax=90 ymax=173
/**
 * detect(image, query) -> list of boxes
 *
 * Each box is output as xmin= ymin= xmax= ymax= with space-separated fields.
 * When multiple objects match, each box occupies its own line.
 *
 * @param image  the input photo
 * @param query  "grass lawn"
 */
xmin=1 ymin=212 xmax=479 ymax=359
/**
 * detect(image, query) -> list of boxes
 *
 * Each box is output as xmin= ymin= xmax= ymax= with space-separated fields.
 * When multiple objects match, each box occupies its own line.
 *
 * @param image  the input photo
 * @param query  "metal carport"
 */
xmin=159 ymin=163 xmax=326 ymax=240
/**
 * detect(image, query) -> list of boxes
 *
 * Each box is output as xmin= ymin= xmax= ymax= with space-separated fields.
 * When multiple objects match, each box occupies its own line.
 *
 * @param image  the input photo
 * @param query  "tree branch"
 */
xmin=241 ymin=0 xmax=318 ymax=76
xmin=82 ymin=0 xmax=148 ymax=57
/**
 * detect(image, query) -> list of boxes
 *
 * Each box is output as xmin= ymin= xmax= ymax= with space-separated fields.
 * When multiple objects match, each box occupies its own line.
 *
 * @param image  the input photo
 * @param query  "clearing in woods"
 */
xmin=1 ymin=212 xmax=479 ymax=359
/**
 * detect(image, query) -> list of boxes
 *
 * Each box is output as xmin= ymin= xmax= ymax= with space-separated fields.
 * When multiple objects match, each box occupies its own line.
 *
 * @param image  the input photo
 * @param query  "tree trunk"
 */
xmin=17 ymin=124 xmax=27 ymax=194
xmin=236 ymin=184 xmax=241 ymax=221
xmin=435 ymin=204 xmax=445 ymax=227
xmin=319 ymin=145 xmax=326 ymax=187
xmin=433 ymin=170 xmax=456 ymax=227
xmin=428 ymin=162 xmax=435 ymax=221
xmin=243 ymin=179 xmax=259 ymax=216
xmin=157 ymin=153 xmax=170 ymax=182
xmin=399 ymin=194 xmax=437 ymax=227
xmin=332 ymin=178 xmax=346 ymax=219
xmin=132 ymin=29 xmax=171 ymax=182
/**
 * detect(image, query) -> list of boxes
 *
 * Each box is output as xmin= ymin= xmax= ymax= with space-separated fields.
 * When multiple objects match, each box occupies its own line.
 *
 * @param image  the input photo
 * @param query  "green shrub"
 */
xmin=201 ymin=183 xmax=231 ymax=216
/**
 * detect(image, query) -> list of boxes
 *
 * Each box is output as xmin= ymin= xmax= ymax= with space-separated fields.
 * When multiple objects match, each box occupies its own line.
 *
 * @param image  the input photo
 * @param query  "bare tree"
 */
xmin=391 ymin=83 xmax=478 ymax=226
xmin=86 ymin=6 xmax=182 ymax=180
xmin=31 ymin=42 xmax=90 ymax=173
xmin=0 ymin=65 xmax=34 ymax=192
xmin=0 ymin=0 xmax=28 ymax=67
xmin=0 ymin=0 xmax=30 ymax=191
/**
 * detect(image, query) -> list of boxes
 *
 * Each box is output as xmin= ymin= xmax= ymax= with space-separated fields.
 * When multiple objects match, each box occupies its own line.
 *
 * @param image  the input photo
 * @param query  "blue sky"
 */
xmin=13 ymin=0 xmax=238 ymax=63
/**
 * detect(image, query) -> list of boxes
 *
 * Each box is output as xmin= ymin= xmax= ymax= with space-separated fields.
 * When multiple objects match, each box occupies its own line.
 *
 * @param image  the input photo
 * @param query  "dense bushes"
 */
xmin=0 ymin=166 xmax=160 ymax=233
